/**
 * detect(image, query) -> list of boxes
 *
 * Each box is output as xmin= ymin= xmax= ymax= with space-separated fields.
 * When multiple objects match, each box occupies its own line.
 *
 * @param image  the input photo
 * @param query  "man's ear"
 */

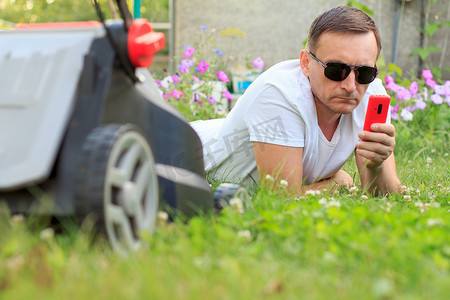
xmin=299 ymin=49 xmax=311 ymax=77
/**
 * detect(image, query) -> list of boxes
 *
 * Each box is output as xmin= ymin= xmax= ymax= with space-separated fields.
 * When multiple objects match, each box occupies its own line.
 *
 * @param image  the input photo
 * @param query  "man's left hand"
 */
xmin=356 ymin=123 xmax=396 ymax=169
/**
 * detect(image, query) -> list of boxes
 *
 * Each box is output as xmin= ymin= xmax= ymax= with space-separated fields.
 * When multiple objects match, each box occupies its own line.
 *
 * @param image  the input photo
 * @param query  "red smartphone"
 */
xmin=363 ymin=94 xmax=391 ymax=132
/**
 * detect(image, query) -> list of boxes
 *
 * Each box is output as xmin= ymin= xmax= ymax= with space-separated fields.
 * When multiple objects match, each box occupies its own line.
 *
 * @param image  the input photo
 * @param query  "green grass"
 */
xmin=1 ymin=110 xmax=449 ymax=299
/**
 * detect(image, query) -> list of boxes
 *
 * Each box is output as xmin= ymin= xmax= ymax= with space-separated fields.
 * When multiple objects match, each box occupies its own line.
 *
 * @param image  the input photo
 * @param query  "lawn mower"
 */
xmin=0 ymin=0 xmax=242 ymax=255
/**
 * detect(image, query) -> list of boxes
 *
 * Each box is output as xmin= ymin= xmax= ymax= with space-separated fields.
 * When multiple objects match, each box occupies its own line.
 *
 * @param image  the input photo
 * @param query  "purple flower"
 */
xmin=181 ymin=59 xmax=194 ymax=68
xmin=197 ymin=61 xmax=209 ymax=73
xmin=409 ymin=81 xmax=419 ymax=95
xmin=200 ymin=26 xmax=208 ymax=30
xmin=252 ymin=56 xmax=264 ymax=69
xmin=444 ymin=81 xmax=450 ymax=96
xmin=422 ymin=70 xmax=433 ymax=80
xmin=171 ymin=90 xmax=185 ymax=99
xmin=415 ymin=101 xmax=427 ymax=110
xmin=214 ymin=48 xmax=224 ymax=56
xmin=430 ymin=94 xmax=443 ymax=105
xmin=434 ymin=84 xmax=445 ymax=95
xmin=390 ymin=104 xmax=399 ymax=120
xmin=208 ymin=96 xmax=215 ymax=104
xmin=184 ymin=46 xmax=195 ymax=58
xmin=222 ymin=90 xmax=232 ymax=100
xmin=193 ymin=93 xmax=203 ymax=105
xmin=217 ymin=70 xmax=230 ymax=83
xmin=426 ymin=79 xmax=437 ymax=88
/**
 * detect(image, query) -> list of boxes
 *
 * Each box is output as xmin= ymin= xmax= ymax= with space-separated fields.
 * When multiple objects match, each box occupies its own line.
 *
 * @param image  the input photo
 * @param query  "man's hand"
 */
xmin=331 ymin=170 xmax=354 ymax=189
xmin=356 ymin=123 xmax=396 ymax=168
xmin=355 ymin=123 xmax=401 ymax=194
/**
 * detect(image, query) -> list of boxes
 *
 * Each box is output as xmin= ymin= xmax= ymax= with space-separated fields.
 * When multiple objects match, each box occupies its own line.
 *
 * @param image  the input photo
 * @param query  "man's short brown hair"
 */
xmin=306 ymin=6 xmax=382 ymax=57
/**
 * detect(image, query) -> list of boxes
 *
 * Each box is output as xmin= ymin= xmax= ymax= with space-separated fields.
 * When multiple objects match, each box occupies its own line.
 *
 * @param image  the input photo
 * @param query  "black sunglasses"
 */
xmin=308 ymin=51 xmax=379 ymax=84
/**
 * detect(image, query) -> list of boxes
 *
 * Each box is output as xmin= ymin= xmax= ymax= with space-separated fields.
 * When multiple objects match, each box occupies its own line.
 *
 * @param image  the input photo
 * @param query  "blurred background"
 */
xmin=0 ymin=0 xmax=448 ymax=79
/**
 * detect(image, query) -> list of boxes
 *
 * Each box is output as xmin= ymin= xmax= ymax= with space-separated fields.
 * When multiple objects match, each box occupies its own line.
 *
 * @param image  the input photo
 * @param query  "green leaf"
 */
xmin=387 ymin=63 xmax=403 ymax=77
xmin=409 ymin=46 xmax=440 ymax=60
xmin=346 ymin=0 xmax=374 ymax=16
xmin=425 ymin=23 xmax=441 ymax=37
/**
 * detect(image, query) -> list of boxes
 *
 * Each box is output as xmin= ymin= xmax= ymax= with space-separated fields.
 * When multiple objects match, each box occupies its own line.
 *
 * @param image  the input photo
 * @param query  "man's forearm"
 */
xmin=359 ymin=154 xmax=402 ymax=195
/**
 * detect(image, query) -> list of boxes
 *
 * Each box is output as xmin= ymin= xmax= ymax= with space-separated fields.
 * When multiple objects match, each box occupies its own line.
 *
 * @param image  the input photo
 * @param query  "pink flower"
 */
xmin=191 ymin=75 xmax=201 ymax=82
xmin=385 ymin=76 xmax=395 ymax=84
xmin=184 ymin=47 xmax=195 ymax=58
xmin=409 ymin=81 xmax=419 ymax=95
xmin=422 ymin=70 xmax=433 ymax=80
xmin=179 ymin=66 xmax=189 ymax=74
xmin=162 ymin=94 xmax=170 ymax=99
xmin=171 ymin=90 xmax=185 ymax=99
xmin=222 ymin=90 xmax=232 ymax=100
xmin=217 ymin=70 xmax=230 ymax=82
xmin=430 ymin=94 xmax=443 ymax=105
xmin=208 ymin=97 xmax=215 ymax=104
xmin=172 ymin=75 xmax=181 ymax=83
xmin=386 ymin=81 xmax=400 ymax=93
xmin=252 ymin=56 xmax=264 ymax=69
xmin=397 ymin=86 xmax=411 ymax=101
xmin=426 ymin=79 xmax=437 ymax=88
xmin=197 ymin=61 xmax=209 ymax=72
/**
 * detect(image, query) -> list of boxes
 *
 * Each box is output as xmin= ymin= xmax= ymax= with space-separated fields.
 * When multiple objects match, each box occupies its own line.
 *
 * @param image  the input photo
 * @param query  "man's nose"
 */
xmin=340 ymin=69 xmax=357 ymax=92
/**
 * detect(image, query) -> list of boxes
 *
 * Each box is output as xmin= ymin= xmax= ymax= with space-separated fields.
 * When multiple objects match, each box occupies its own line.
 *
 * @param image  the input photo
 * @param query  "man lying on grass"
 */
xmin=192 ymin=6 xmax=402 ymax=196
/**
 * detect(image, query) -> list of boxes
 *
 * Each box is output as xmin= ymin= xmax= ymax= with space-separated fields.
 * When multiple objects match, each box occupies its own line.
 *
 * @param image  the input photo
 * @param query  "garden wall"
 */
xmin=173 ymin=0 xmax=449 ymax=79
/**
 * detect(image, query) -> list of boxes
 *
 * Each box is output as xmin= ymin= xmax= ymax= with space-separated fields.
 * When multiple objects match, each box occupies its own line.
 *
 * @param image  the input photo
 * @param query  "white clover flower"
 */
xmin=318 ymin=197 xmax=327 ymax=205
xmin=39 ymin=227 xmax=55 ymax=241
xmin=265 ymin=174 xmax=274 ymax=182
xmin=349 ymin=186 xmax=359 ymax=196
xmin=361 ymin=195 xmax=369 ymax=201
xmin=157 ymin=211 xmax=169 ymax=226
xmin=444 ymin=153 xmax=449 ymax=157
xmin=237 ymin=230 xmax=252 ymax=241
xmin=326 ymin=199 xmax=341 ymax=208
xmin=426 ymin=218 xmax=443 ymax=228
xmin=11 ymin=214 xmax=25 ymax=226
xmin=426 ymin=157 xmax=432 ymax=163
xmin=403 ymin=195 xmax=412 ymax=201
xmin=414 ymin=201 xmax=430 ymax=213
xmin=305 ymin=190 xmax=316 ymax=196
xmin=229 ymin=197 xmax=244 ymax=214
xmin=384 ymin=202 xmax=392 ymax=213
xmin=279 ymin=179 xmax=289 ymax=188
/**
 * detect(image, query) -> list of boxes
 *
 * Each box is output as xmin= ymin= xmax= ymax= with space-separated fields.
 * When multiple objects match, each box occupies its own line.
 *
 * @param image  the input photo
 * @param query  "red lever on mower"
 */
xmin=127 ymin=19 xmax=165 ymax=68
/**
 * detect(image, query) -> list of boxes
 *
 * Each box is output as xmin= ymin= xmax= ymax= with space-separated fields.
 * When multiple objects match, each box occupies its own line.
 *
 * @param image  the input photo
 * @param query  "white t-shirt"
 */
xmin=191 ymin=59 xmax=388 ymax=185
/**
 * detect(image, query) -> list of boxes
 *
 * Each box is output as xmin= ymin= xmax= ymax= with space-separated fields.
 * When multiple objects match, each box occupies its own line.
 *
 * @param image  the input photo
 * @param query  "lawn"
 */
xmin=0 ymin=96 xmax=449 ymax=300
